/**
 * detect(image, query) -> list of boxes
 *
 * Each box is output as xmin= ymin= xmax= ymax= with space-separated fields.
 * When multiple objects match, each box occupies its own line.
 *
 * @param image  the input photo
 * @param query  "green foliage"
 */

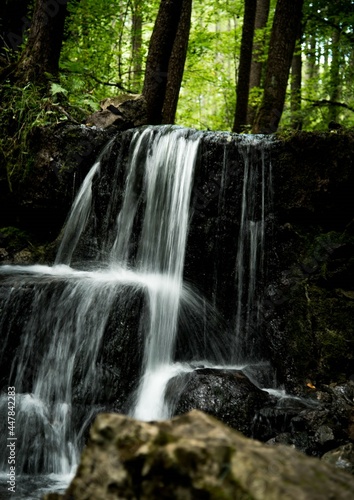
xmin=57 ymin=0 xmax=354 ymax=131
xmin=3 ymin=0 xmax=354 ymax=136
xmin=279 ymin=0 xmax=354 ymax=131
xmin=0 ymin=81 xmax=75 ymax=188
xmin=176 ymin=0 xmax=243 ymax=130
xmin=59 ymin=0 xmax=159 ymax=107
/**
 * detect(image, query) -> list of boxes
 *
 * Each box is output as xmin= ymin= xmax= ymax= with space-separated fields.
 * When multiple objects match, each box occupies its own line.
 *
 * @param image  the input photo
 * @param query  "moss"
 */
xmin=0 ymin=80 xmax=83 ymax=191
xmin=0 ymin=226 xmax=32 ymax=252
xmin=273 ymin=218 xmax=354 ymax=388
xmin=0 ymin=226 xmax=53 ymax=263
xmin=308 ymin=285 xmax=354 ymax=383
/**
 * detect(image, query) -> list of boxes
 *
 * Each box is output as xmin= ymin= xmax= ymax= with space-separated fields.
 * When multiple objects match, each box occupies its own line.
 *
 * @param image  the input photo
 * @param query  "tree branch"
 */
xmin=306 ymin=13 xmax=354 ymax=43
xmin=61 ymin=68 xmax=138 ymax=94
xmin=302 ymin=98 xmax=354 ymax=113
xmin=88 ymin=73 xmax=138 ymax=94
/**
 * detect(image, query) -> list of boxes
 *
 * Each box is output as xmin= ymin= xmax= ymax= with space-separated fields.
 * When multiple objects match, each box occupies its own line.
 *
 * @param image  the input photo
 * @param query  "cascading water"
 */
xmin=233 ymin=138 xmax=273 ymax=364
xmin=0 ymin=125 xmax=273 ymax=498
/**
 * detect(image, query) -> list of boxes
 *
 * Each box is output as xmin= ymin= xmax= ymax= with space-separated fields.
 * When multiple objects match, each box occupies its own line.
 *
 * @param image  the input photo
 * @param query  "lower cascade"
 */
xmin=0 ymin=125 xmax=275 ymax=498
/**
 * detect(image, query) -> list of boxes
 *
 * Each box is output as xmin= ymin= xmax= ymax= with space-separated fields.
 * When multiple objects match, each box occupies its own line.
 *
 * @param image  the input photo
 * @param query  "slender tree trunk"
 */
xmin=291 ymin=26 xmax=302 ymax=130
xmin=306 ymin=35 xmax=317 ymax=80
xmin=252 ymin=0 xmax=303 ymax=134
xmin=117 ymin=2 xmax=130 ymax=84
xmin=131 ymin=0 xmax=143 ymax=89
xmin=14 ymin=0 xmax=68 ymax=84
xmin=232 ymin=0 xmax=257 ymax=133
xmin=162 ymin=0 xmax=192 ymax=124
xmin=143 ymin=0 xmax=185 ymax=124
xmin=329 ymin=29 xmax=341 ymax=123
xmin=246 ymin=0 xmax=270 ymax=126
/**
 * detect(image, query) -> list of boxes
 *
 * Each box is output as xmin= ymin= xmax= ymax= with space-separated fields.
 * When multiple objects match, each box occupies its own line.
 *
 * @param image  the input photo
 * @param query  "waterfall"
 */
xmin=234 ymin=137 xmax=273 ymax=364
xmin=0 ymin=125 xmax=273 ymax=498
xmin=130 ymin=128 xmax=201 ymax=419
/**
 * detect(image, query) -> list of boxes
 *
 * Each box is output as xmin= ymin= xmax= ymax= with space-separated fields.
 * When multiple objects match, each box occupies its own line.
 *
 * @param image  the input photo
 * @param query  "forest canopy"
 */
xmin=0 ymin=0 xmax=354 ymax=133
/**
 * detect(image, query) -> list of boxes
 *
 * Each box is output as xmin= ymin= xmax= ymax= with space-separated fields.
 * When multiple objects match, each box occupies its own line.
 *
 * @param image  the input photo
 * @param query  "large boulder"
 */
xmin=45 ymin=409 xmax=354 ymax=500
xmin=167 ymin=368 xmax=270 ymax=437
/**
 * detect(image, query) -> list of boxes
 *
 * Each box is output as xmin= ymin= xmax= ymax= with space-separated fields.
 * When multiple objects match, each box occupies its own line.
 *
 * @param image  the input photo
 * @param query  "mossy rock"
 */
xmin=0 ymin=227 xmax=31 ymax=252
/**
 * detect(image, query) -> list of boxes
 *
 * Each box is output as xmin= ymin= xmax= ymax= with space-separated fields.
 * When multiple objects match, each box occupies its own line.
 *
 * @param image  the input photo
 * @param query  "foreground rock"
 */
xmin=45 ymin=410 xmax=354 ymax=500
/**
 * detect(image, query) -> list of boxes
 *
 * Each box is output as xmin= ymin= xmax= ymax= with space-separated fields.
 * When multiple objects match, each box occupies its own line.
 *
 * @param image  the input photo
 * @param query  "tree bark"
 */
xmin=232 ymin=0 xmax=257 ymax=133
xmin=162 ymin=0 xmax=192 ymax=124
xmin=143 ymin=0 xmax=185 ymax=124
xmin=328 ymin=29 xmax=341 ymax=123
xmin=246 ymin=0 xmax=270 ymax=126
xmin=14 ymin=0 xmax=68 ymax=84
xmin=252 ymin=0 xmax=303 ymax=134
xmin=131 ymin=0 xmax=143 ymax=89
xmin=306 ymin=35 xmax=317 ymax=80
xmin=290 ymin=26 xmax=302 ymax=130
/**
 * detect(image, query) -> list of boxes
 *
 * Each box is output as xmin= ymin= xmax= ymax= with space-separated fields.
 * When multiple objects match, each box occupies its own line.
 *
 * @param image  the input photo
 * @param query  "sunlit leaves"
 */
xmin=56 ymin=0 xmax=354 ymax=131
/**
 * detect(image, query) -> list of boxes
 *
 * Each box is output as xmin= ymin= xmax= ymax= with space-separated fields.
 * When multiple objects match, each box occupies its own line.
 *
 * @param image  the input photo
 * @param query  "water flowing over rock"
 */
xmin=1 ymin=125 xmax=354 ymax=498
xmin=44 ymin=410 xmax=354 ymax=500
xmin=166 ymin=368 xmax=271 ymax=437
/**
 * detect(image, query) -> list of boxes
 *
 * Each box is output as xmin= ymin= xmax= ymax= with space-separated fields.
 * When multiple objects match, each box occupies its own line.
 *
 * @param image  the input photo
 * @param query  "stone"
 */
xmin=44 ymin=410 xmax=354 ymax=500
xmin=13 ymin=249 xmax=33 ymax=264
xmin=167 ymin=368 xmax=270 ymax=437
xmin=255 ymin=383 xmax=354 ymax=457
xmin=322 ymin=443 xmax=354 ymax=474
xmin=85 ymin=95 xmax=147 ymax=130
xmin=14 ymin=123 xmax=113 ymax=244
xmin=0 ymin=248 xmax=8 ymax=260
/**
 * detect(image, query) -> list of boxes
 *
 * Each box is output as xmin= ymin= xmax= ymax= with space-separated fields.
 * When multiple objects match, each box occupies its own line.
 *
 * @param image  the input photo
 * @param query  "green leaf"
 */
xmin=50 ymin=83 xmax=68 ymax=96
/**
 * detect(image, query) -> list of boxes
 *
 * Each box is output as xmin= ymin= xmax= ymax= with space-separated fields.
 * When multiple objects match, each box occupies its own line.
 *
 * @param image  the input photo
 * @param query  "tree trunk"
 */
xmin=306 ymin=35 xmax=317 ymax=80
xmin=232 ymin=0 xmax=257 ymax=133
xmin=143 ymin=0 xmax=185 ymax=124
xmin=252 ymin=0 xmax=303 ymax=134
xmin=14 ymin=0 xmax=68 ymax=84
xmin=246 ymin=0 xmax=270 ymax=126
xmin=131 ymin=0 xmax=143 ymax=89
xmin=290 ymin=26 xmax=302 ymax=130
xmin=162 ymin=0 xmax=192 ymax=124
xmin=329 ymin=29 xmax=341 ymax=123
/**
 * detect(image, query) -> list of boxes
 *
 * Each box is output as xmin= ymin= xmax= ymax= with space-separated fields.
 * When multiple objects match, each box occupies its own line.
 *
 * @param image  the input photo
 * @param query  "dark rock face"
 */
xmin=0 ymin=124 xmax=114 ymax=249
xmin=1 ymin=127 xmax=353 ymax=385
xmin=0 ymin=273 xmax=145 ymax=449
xmin=264 ymin=132 xmax=354 ymax=390
xmin=44 ymin=410 xmax=354 ymax=500
xmin=167 ymin=368 xmax=270 ymax=438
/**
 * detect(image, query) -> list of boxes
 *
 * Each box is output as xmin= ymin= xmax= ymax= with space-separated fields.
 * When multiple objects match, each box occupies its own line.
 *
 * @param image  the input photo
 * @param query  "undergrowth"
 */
xmin=0 ymin=80 xmax=94 ymax=191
